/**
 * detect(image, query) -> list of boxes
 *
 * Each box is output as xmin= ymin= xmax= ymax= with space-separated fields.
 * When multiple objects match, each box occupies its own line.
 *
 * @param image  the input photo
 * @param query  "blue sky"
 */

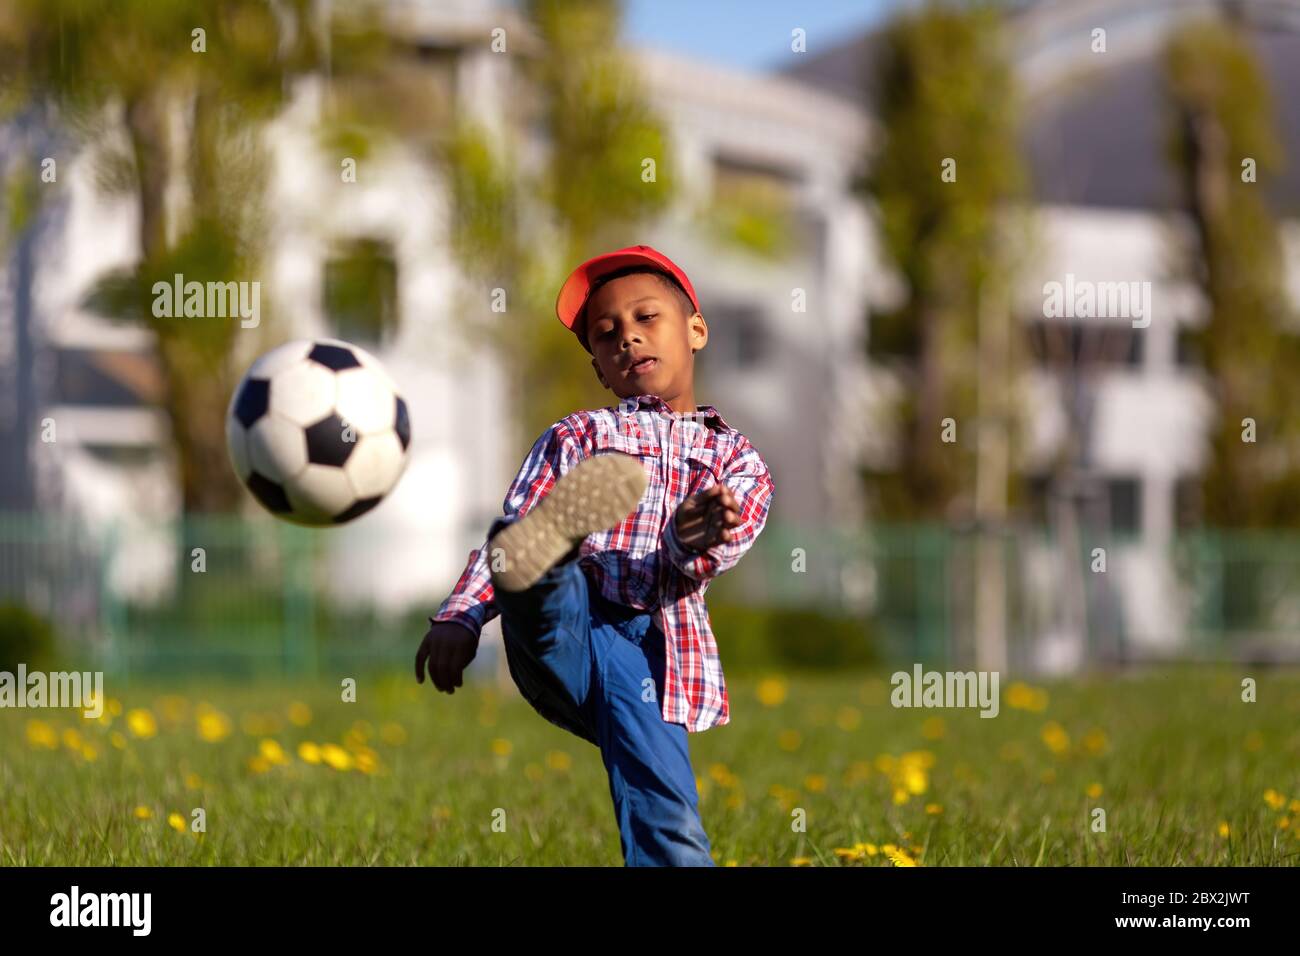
xmin=622 ymin=0 xmax=895 ymax=73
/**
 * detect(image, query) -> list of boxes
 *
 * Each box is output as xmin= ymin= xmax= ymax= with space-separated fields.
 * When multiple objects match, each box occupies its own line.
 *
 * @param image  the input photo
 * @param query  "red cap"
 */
xmin=555 ymin=244 xmax=700 ymax=352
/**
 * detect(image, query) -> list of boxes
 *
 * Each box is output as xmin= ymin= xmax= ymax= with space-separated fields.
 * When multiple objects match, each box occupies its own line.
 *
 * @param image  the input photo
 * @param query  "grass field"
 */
xmin=3 ymin=666 xmax=1298 ymax=866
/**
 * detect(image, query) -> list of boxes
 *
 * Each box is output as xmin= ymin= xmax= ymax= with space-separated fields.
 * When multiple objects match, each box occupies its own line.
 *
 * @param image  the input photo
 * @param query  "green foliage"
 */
xmin=1162 ymin=22 xmax=1300 ymax=528
xmin=709 ymin=603 xmax=878 ymax=674
xmin=0 ymin=602 xmax=58 ymax=672
xmin=859 ymin=1 xmax=1028 ymax=522
xmin=322 ymin=239 xmax=399 ymax=346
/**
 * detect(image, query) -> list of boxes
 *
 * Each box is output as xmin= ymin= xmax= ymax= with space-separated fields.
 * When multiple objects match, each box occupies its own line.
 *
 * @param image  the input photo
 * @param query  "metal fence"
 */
xmin=1 ymin=510 xmax=1298 ymax=677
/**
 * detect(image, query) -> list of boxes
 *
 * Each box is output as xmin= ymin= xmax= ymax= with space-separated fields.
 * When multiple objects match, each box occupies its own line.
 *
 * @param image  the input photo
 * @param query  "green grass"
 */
xmin=2 ymin=666 xmax=1298 ymax=865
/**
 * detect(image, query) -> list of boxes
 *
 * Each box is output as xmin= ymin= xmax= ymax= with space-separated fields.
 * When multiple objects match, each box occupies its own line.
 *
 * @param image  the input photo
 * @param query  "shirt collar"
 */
xmin=617 ymin=394 xmax=732 ymax=432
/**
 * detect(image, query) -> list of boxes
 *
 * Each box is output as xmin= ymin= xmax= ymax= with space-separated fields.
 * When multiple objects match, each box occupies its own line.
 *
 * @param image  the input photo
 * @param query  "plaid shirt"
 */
xmin=432 ymin=393 xmax=774 ymax=733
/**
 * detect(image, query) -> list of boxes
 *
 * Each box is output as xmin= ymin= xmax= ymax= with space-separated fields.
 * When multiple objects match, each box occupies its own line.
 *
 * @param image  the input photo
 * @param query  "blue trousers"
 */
xmin=488 ymin=517 xmax=715 ymax=866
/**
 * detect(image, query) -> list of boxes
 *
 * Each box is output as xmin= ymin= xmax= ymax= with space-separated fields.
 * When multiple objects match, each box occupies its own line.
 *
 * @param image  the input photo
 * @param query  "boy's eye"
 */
xmin=638 ymin=313 xmax=657 ymax=321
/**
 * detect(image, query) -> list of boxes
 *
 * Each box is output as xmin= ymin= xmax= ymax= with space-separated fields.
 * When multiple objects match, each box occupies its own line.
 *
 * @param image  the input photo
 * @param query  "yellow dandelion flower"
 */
xmin=835 ymin=707 xmax=861 ymax=731
xmin=185 ymin=772 xmax=203 ymax=790
xmin=524 ymin=762 xmax=544 ymax=782
xmin=297 ymin=741 xmax=322 ymax=765
xmin=490 ymin=738 xmax=512 ymax=757
xmin=874 ymin=754 xmax=897 ymax=774
xmin=1264 ymin=789 xmax=1286 ymax=811
xmin=1218 ymin=821 xmax=1230 ymax=838
xmin=126 ymin=709 xmax=157 ymax=739
xmin=925 ymin=803 xmax=943 ymax=816
xmin=1279 ymin=817 xmax=1291 ymax=830
xmin=892 ymin=788 xmax=909 ymax=806
xmin=287 ymin=701 xmax=312 ymax=726
xmin=355 ymin=750 xmax=380 ymax=775
xmin=247 ymin=755 xmax=271 ymax=774
xmin=843 ymin=760 xmax=871 ymax=785
xmin=155 ymin=696 xmax=188 ymax=723
xmin=196 ymin=708 xmax=231 ymax=743
xmin=168 ymin=812 xmax=186 ymax=833
xmin=725 ymin=860 xmax=738 ymax=867
xmin=834 ymin=847 xmax=863 ymax=861
xmin=804 ymin=774 xmax=827 ymax=793
xmin=61 ymin=728 xmax=84 ymax=751
xmin=756 ymin=676 xmax=788 ymax=707
xmin=725 ymin=792 xmax=744 ymax=810
xmin=25 ymin=719 xmax=58 ymax=750
xmin=107 ymin=697 xmax=123 ymax=716
xmin=1086 ymin=782 xmax=1103 ymax=799
xmin=882 ymin=843 xmax=898 ymax=854
xmin=110 ymin=731 xmax=126 ymax=749
xmin=920 ymin=717 xmax=946 ymax=740
xmin=863 ymin=843 xmax=879 ymax=856
xmin=133 ymin=806 xmax=153 ymax=820
xmin=789 ymin=857 xmax=813 ymax=867
xmin=886 ymin=847 xmax=919 ymax=867
xmin=258 ymin=739 xmax=289 ymax=765
xmin=1082 ymin=728 xmax=1109 ymax=754
xmin=321 ymin=743 xmax=353 ymax=771
xmin=545 ymin=750 xmax=572 ymax=772
xmin=903 ymin=766 xmax=928 ymax=795
xmin=1040 ymin=721 xmax=1070 ymax=755
xmin=380 ymin=722 xmax=407 ymax=746
xmin=80 ymin=743 xmax=98 ymax=762
xmin=709 ymin=763 xmax=738 ymax=787
xmin=1290 ymin=799 xmax=1300 ymax=814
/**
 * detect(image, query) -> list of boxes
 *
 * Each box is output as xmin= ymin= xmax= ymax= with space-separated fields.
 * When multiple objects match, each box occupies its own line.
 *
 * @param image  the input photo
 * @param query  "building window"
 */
xmin=1022 ymin=472 xmax=1142 ymax=535
xmin=323 ymin=239 xmax=399 ymax=347
xmin=1025 ymin=319 xmax=1143 ymax=369
xmin=56 ymin=349 xmax=163 ymax=407
xmin=699 ymin=302 xmax=768 ymax=370
xmin=709 ymin=152 xmax=803 ymax=257
xmin=1106 ymin=476 xmax=1142 ymax=535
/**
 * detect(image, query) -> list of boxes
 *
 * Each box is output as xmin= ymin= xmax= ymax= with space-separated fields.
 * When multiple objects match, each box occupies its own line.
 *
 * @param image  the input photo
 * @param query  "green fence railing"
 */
xmin=1 ymin=511 xmax=1298 ymax=677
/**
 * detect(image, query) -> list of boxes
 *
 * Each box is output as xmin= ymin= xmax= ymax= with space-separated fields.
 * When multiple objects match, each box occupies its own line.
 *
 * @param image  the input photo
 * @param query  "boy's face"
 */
xmin=583 ymin=273 xmax=707 ymax=406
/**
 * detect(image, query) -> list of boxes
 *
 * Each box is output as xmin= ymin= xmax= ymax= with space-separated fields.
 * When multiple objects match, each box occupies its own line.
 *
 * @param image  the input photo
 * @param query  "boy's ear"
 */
xmin=689 ymin=312 xmax=708 ymax=353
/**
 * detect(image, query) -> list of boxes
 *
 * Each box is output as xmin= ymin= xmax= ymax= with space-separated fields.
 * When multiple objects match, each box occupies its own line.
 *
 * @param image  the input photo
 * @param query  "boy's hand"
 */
xmin=673 ymin=483 xmax=742 ymax=553
xmin=415 ymin=620 xmax=479 ymax=694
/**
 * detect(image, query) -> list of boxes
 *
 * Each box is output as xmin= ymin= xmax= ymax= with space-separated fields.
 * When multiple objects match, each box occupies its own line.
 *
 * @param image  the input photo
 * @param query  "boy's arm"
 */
xmin=429 ymin=421 xmax=584 ymax=637
xmin=662 ymin=436 xmax=774 ymax=583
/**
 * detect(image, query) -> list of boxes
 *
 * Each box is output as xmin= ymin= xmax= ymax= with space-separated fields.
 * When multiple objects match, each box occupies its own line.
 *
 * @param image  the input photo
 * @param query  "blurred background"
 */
xmin=4 ymin=0 xmax=1300 ymax=684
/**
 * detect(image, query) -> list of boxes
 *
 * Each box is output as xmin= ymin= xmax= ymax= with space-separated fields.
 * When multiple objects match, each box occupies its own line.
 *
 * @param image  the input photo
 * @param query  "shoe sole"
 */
xmin=489 ymin=452 xmax=648 ymax=592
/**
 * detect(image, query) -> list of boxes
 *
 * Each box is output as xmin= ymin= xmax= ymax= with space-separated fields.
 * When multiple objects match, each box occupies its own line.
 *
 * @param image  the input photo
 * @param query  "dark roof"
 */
xmin=779 ymin=16 xmax=1300 ymax=216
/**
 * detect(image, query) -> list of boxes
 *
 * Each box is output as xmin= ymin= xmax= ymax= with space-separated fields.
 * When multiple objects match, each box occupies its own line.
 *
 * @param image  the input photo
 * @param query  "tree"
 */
xmin=1163 ymin=19 xmax=1300 ymax=529
xmin=1 ymin=0 xmax=332 ymax=512
xmin=859 ymin=0 xmax=1028 ymax=524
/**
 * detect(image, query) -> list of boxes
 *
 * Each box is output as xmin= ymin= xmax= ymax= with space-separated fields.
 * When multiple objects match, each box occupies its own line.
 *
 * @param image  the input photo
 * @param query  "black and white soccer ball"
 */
xmin=226 ymin=338 xmax=411 ymax=526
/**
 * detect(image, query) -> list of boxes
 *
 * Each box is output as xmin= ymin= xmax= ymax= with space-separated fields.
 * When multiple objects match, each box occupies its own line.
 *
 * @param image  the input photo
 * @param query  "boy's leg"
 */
xmin=590 ymin=611 xmax=715 ymax=866
xmin=490 ymin=514 xmax=599 ymax=745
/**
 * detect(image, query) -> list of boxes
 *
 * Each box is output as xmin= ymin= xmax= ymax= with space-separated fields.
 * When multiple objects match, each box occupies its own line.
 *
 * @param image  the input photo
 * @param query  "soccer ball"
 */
xmin=226 ymin=338 xmax=411 ymax=525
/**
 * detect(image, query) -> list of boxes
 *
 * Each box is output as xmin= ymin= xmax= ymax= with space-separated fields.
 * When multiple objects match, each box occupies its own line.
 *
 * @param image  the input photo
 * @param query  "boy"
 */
xmin=415 ymin=244 xmax=774 ymax=866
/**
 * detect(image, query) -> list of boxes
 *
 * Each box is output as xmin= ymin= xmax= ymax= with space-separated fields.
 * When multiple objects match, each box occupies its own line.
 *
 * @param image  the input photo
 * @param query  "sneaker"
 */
xmin=488 ymin=452 xmax=648 ymax=592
